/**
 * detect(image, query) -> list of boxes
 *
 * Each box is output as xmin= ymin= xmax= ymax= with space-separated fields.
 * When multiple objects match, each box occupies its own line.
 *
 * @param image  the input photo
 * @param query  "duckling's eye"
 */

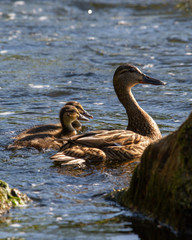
xmin=73 ymin=110 xmax=79 ymax=114
xmin=67 ymin=110 xmax=75 ymax=114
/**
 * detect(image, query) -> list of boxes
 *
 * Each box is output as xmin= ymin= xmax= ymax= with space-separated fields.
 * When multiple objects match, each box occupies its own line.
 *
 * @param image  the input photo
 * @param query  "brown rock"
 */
xmin=110 ymin=112 xmax=192 ymax=234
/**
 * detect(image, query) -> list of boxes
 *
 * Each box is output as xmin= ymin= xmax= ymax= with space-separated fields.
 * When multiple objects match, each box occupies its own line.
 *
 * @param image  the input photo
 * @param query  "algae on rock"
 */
xmin=0 ymin=180 xmax=30 ymax=215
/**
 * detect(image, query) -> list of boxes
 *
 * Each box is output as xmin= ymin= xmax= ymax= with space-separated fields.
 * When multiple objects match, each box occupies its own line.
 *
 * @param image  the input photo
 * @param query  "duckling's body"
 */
xmin=14 ymin=101 xmax=92 ymax=140
xmin=51 ymin=64 xmax=165 ymax=165
xmin=8 ymin=105 xmax=89 ymax=151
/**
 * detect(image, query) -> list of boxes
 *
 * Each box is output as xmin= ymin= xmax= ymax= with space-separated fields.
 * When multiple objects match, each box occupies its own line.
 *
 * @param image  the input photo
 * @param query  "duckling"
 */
xmin=8 ymin=105 xmax=89 ymax=151
xmin=51 ymin=64 xmax=165 ymax=166
xmin=65 ymin=101 xmax=93 ymax=131
xmin=14 ymin=101 xmax=93 ymax=140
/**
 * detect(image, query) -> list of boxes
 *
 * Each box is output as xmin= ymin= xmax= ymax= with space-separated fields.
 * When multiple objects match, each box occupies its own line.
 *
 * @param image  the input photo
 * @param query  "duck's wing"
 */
xmin=102 ymin=140 xmax=150 ymax=161
xmin=69 ymin=129 xmax=149 ymax=149
xmin=51 ymin=130 xmax=151 ymax=166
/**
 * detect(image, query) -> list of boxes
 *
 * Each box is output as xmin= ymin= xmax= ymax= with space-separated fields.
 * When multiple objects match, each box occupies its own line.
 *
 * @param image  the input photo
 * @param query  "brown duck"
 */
xmin=8 ymin=105 xmax=89 ymax=151
xmin=51 ymin=64 xmax=165 ymax=165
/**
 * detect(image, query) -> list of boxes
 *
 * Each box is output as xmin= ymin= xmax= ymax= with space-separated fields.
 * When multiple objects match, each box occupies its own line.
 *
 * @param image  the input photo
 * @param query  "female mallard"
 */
xmin=14 ymin=101 xmax=93 ymax=140
xmin=8 ymin=105 xmax=89 ymax=151
xmin=51 ymin=64 xmax=165 ymax=165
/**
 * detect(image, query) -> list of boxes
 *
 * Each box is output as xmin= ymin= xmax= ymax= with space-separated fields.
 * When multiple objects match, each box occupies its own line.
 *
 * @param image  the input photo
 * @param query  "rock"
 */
xmin=0 ymin=180 xmax=31 ymax=215
xmin=109 ymin=112 xmax=192 ymax=234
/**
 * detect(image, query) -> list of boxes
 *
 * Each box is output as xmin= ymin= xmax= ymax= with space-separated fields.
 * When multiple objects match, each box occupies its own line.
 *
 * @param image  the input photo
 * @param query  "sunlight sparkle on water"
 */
xmin=10 ymin=223 xmax=22 ymax=228
xmin=93 ymin=102 xmax=104 ymax=105
xmin=87 ymin=37 xmax=97 ymax=40
xmin=0 ymin=112 xmax=15 ymax=115
xmin=8 ymin=13 xmax=16 ymax=20
xmin=39 ymin=16 xmax=48 ymax=21
xmin=143 ymin=64 xmax=154 ymax=69
xmin=118 ymin=21 xmax=131 ymax=26
xmin=0 ymin=50 xmax=8 ymax=54
xmin=29 ymin=84 xmax=50 ymax=89
xmin=14 ymin=1 xmax=25 ymax=6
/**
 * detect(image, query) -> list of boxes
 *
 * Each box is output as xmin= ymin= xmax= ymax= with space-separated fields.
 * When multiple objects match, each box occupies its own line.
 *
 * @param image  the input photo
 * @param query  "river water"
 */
xmin=0 ymin=0 xmax=191 ymax=239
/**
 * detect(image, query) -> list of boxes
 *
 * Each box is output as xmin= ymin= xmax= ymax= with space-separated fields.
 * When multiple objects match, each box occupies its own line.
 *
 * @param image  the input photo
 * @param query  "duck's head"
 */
xmin=65 ymin=101 xmax=93 ymax=119
xmin=113 ymin=64 xmax=166 ymax=89
xmin=60 ymin=105 xmax=89 ymax=126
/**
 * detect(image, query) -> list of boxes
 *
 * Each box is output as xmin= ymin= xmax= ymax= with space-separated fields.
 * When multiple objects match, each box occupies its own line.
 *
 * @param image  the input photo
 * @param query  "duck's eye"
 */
xmin=120 ymin=68 xmax=135 ymax=75
xmin=120 ymin=70 xmax=128 ymax=75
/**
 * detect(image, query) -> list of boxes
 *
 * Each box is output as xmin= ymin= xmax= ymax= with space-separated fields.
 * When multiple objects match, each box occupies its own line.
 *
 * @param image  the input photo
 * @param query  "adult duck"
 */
xmin=51 ymin=64 xmax=165 ymax=165
xmin=8 ymin=105 xmax=89 ymax=151
xmin=14 ymin=101 xmax=93 ymax=140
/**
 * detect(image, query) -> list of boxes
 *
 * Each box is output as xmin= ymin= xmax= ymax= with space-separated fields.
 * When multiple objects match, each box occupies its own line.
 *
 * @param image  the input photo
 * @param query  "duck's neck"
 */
xmin=61 ymin=120 xmax=76 ymax=137
xmin=115 ymin=86 xmax=162 ymax=140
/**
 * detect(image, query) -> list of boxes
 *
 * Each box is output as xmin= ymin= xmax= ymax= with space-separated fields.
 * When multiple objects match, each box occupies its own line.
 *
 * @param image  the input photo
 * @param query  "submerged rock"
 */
xmin=0 ymin=180 xmax=30 ymax=215
xmin=110 ymin=112 xmax=192 ymax=234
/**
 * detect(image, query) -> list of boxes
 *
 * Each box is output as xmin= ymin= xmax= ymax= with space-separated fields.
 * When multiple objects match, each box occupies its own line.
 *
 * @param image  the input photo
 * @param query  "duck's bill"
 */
xmin=78 ymin=113 xmax=89 ymax=121
xmin=82 ymin=110 xmax=93 ymax=119
xmin=141 ymin=74 xmax=166 ymax=85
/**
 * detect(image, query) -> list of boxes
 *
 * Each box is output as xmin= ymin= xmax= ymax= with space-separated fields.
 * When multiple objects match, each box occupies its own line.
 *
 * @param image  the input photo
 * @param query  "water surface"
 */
xmin=0 ymin=0 xmax=191 ymax=239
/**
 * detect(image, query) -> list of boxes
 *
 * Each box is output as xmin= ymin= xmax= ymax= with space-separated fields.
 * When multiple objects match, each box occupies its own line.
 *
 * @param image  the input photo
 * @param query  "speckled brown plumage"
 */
xmin=13 ymin=101 xmax=92 ymax=140
xmin=8 ymin=104 xmax=91 ymax=151
xmin=51 ymin=64 xmax=165 ymax=165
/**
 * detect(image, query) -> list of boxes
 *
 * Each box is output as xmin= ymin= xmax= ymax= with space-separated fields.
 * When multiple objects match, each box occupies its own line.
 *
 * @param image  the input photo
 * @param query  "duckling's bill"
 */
xmin=78 ymin=113 xmax=89 ymax=121
xmin=82 ymin=109 xmax=93 ymax=119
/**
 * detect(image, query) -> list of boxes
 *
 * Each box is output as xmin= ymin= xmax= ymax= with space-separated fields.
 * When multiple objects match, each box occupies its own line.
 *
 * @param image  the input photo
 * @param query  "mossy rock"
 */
xmin=0 ymin=180 xmax=31 ymax=215
xmin=110 ymin=112 xmax=192 ymax=234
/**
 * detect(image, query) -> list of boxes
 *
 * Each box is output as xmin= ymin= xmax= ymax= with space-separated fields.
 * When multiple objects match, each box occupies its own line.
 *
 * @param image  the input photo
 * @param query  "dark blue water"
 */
xmin=0 ymin=0 xmax=191 ymax=239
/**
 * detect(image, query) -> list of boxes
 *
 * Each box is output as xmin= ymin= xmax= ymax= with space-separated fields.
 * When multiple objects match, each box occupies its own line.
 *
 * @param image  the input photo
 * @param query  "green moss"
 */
xmin=0 ymin=180 xmax=9 ymax=189
xmin=7 ymin=193 xmax=22 ymax=206
xmin=0 ymin=180 xmax=30 ymax=215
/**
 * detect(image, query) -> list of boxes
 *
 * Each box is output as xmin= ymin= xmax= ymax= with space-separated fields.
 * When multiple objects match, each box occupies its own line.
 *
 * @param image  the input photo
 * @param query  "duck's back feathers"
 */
xmin=51 ymin=129 xmax=152 ymax=164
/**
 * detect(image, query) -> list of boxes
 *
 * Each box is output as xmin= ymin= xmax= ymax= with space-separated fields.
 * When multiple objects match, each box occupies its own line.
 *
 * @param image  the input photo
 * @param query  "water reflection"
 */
xmin=131 ymin=216 xmax=191 ymax=240
xmin=54 ymin=159 xmax=139 ymax=184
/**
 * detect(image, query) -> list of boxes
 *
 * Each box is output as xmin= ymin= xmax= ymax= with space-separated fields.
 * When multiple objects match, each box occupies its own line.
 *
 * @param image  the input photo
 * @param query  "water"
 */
xmin=0 ymin=0 xmax=192 ymax=239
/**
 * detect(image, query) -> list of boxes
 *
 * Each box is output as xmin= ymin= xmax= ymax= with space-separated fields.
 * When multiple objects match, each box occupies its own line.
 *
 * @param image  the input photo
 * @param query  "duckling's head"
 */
xmin=60 ymin=105 xmax=89 ymax=127
xmin=65 ymin=101 xmax=93 ymax=119
xmin=113 ymin=64 xmax=166 ymax=90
